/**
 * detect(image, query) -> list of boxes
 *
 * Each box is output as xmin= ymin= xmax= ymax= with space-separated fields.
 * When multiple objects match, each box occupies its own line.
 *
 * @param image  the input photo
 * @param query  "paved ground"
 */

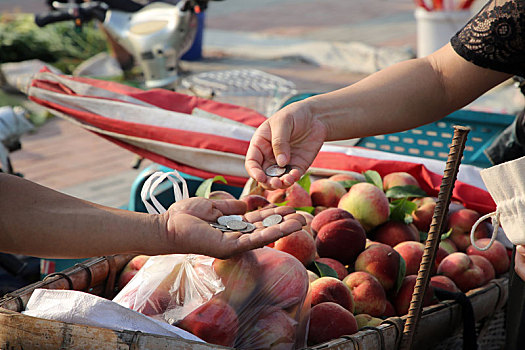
xmin=4 ymin=0 xmax=523 ymax=208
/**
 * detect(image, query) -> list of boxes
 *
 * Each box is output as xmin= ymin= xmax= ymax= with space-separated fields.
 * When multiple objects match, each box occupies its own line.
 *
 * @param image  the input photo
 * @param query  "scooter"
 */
xmin=35 ymin=0 xmax=219 ymax=89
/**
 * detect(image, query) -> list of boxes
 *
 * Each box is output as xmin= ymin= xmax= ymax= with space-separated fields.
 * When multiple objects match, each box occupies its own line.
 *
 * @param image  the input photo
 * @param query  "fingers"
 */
xmin=226 ymin=218 xmax=304 ymax=257
xmin=269 ymin=116 xmax=292 ymax=168
xmin=212 ymin=199 xmax=247 ymax=216
xmin=243 ymin=206 xmax=296 ymax=223
xmin=246 ymin=138 xmax=269 ymax=185
xmin=515 ymin=245 xmax=525 ymax=281
xmin=282 ymin=212 xmax=307 ymax=226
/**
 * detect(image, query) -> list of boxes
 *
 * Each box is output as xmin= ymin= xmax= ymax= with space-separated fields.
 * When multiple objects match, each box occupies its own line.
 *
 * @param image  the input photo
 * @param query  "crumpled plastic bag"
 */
xmin=113 ymin=169 xmax=310 ymax=349
xmin=22 ymin=288 xmax=204 ymax=342
xmin=113 ymin=247 xmax=311 ymax=349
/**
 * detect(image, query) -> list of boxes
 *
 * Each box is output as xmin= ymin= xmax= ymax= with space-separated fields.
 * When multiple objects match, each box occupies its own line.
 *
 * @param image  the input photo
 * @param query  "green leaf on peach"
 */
xmin=419 ymin=231 xmax=428 ymax=243
xmin=297 ymin=172 xmax=312 ymax=193
xmin=274 ymin=201 xmax=290 ymax=207
xmin=313 ymin=261 xmax=339 ymax=279
xmin=395 ymin=255 xmax=406 ymax=294
xmin=385 ymin=185 xmax=427 ymax=199
xmin=195 ymin=175 xmax=227 ymax=198
xmin=364 ymin=170 xmax=383 ymax=190
xmin=389 ymin=198 xmax=417 ymax=224
xmin=441 ymin=228 xmax=453 ymax=240
xmin=296 ymin=206 xmax=315 ymax=214
xmin=337 ymin=180 xmax=361 ymax=189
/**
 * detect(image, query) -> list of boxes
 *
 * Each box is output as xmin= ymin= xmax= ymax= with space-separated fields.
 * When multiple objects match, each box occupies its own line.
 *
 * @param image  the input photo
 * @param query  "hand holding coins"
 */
xmin=210 ymin=215 xmax=257 ymax=234
xmin=265 ymin=165 xmax=292 ymax=178
xmin=163 ymin=198 xmax=307 ymax=259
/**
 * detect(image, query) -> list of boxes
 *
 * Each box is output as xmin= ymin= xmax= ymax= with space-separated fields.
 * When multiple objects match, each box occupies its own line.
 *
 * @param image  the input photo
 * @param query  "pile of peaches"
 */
xmin=117 ymin=170 xmax=510 ymax=348
xmin=240 ymin=170 xmax=510 ymax=346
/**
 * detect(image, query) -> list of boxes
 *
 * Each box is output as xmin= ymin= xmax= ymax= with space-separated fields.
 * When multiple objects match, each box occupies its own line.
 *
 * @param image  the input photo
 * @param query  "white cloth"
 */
xmin=22 ymin=288 xmax=203 ymax=342
xmin=480 ymin=156 xmax=525 ymax=245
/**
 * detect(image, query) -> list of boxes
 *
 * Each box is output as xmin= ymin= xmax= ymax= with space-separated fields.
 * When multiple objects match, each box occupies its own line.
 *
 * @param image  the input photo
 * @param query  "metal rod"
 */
xmin=400 ymin=125 xmax=470 ymax=350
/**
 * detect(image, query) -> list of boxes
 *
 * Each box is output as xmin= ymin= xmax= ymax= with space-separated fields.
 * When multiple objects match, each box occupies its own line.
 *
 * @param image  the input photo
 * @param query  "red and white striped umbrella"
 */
xmin=27 ymin=69 xmax=496 ymax=214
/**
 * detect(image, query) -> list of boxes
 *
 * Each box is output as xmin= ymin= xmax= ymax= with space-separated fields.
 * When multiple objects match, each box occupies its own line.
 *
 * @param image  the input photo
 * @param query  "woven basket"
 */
xmin=0 ymin=254 xmax=508 ymax=350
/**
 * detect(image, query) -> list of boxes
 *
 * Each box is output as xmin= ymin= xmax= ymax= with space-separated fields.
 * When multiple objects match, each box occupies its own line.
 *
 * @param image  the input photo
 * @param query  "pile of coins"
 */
xmin=210 ymin=215 xmax=256 ymax=234
xmin=210 ymin=214 xmax=284 ymax=234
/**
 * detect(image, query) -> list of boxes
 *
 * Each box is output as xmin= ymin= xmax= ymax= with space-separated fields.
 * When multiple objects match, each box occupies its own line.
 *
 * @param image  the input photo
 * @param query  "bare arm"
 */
xmin=246 ymin=44 xmax=512 ymax=189
xmin=0 ymin=174 xmax=305 ymax=259
xmin=0 ymin=173 xmax=164 ymax=258
xmin=313 ymin=44 xmax=511 ymax=141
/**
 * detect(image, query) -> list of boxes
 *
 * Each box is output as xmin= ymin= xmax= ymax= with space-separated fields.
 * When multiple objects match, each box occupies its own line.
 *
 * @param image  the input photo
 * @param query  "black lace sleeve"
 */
xmin=451 ymin=0 xmax=525 ymax=76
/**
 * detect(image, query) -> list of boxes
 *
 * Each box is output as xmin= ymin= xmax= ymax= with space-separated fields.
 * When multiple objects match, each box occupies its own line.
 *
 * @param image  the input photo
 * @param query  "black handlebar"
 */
xmin=35 ymin=2 xmax=107 ymax=27
xmin=35 ymin=0 xmax=220 ymax=28
xmin=35 ymin=10 xmax=76 ymax=27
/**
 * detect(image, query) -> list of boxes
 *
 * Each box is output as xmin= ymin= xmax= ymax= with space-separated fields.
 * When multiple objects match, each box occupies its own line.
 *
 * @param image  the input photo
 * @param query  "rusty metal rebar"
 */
xmin=400 ymin=125 xmax=470 ymax=350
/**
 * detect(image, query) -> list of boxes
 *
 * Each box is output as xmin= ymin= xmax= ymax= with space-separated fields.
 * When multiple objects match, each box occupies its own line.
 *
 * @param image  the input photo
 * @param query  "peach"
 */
xmin=308 ymin=270 xmax=320 ymax=283
xmin=315 ymin=257 xmax=348 ymax=280
xmin=412 ymin=202 xmax=436 ymax=233
xmin=296 ymin=210 xmax=315 ymax=237
xmin=310 ymin=178 xmax=347 ymax=208
xmin=437 ymin=252 xmax=486 ymax=293
xmin=307 ymin=302 xmax=358 ymax=346
xmin=447 ymin=208 xmax=489 ymax=251
xmin=440 ymin=238 xmax=458 ymax=255
xmin=117 ymin=255 xmax=150 ymax=290
xmin=412 ymin=196 xmax=437 ymax=208
xmin=240 ymin=194 xmax=270 ymax=212
xmin=208 ymin=190 xmax=236 ymax=200
xmin=383 ymin=301 xmax=396 ymax=317
xmin=435 ymin=246 xmax=450 ymax=270
xmin=372 ymin=221 xmax=419 ymax=247
xmin=237 ymin=306 xmax=296 ymax=349
xmin=266 ymin=183 xmax=312 ymax=208
xmin=311 ymin=207 xmax=354 ymax=234
xmin=343 ymin=271 xmax=387 ymax=317
xmin=177 ymin=295 xmax=238 ymax=347
xmin=274 ymin=229 xmax=317 ymax=266
xmin=296 ymin=210 xmax=314 ymax=226
xmin=338 ymin=182 xmax=390 ymax=232
xmin=135 ymin=287 xmax=171 ymax=316
xmin=329 ymin=172 xmax=366 ymax=183
xmin=466 ymin=238 xmax=510 ymax=275
xmin=355 ymin=314 xmax=383 ymax=329
xmin=469 ymin=255 xmax=495 ymax=285
xmin=313 ymin=206 xmax=329 ymax=215
xmin=310 ymin=276 xmax=355 ymax=312
xmin=430 ymin=275 xmax=460 ymax=293
xmin=212 ymin=251 xmax=260 ymax=307
xmin=394 ymin=241 xmax=426 ymax=276
xmin=383 ymin=172 xmax=420 ymax=191
xmin=394 ymin=241 xmax=447 ymax=276
xmin=315 ymin=218 xmax=366 ymax=265
xmin=355 ymin=243 xmax=402 ymax=291
xmin=258 ymin=249 xmax=309 ymax=308
xmin=393 ymin=275 xmax=436 ymax=316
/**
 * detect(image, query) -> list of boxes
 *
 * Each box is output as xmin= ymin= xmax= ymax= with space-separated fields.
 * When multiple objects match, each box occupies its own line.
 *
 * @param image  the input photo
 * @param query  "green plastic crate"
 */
xmin=355 ymin=109 xmax=516 ymax=169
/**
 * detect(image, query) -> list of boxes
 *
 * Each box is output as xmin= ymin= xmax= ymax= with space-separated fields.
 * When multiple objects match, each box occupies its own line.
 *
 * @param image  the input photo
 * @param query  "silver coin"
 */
xmin=262 ymin=214 xmax=283 ymax=227
xmin=210 ymin=223 xmax=230 ymax=231
xmin=265 ymin=164 xmax=288 ymax=177
xmin=217 ymin=215 xmax=243 ymax=226
xmin=226 ymin=220 xmax=248 ymax=231
xmin=239 ymin=222 xmax=256 ymax=234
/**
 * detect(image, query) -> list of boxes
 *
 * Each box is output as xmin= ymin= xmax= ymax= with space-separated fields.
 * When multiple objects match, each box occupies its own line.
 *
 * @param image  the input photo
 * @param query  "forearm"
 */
xmin=0 ymin=174 xmax=164 ymax=258
xmin=307 ymin=44 xmax=511 ymax=141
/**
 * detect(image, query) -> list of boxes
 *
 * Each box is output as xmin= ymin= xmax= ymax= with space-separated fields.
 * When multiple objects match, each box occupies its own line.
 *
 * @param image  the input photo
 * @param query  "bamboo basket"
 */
xmin=0 ymin=254 xmax=508 ymax=350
